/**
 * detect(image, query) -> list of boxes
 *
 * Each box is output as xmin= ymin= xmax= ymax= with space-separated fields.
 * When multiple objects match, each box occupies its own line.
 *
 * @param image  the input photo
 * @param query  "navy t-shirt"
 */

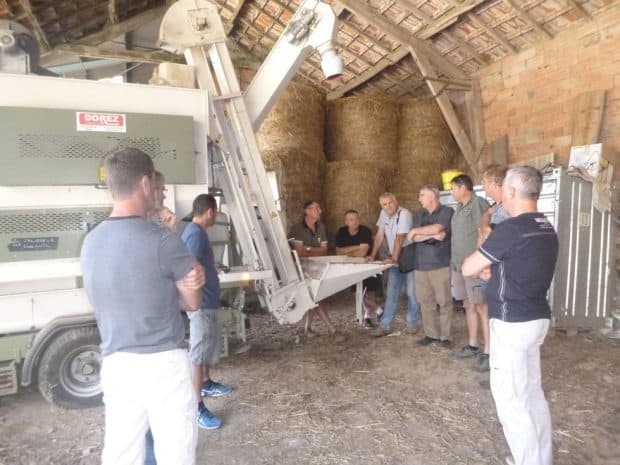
xmin=479 ymin=212 xmax=558 ymax=322
xmin=181 ymin=222 xmax=220 ymax=310
xmin=335 ymin=225 xmax=373 ymax=250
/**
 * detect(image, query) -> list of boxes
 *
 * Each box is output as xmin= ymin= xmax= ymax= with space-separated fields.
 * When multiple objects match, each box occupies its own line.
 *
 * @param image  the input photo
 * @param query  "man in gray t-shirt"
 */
xmin=368 ymin=192 xmax=420 ymax=336
xmin=81 ymin=148 xmax=204 ymax=465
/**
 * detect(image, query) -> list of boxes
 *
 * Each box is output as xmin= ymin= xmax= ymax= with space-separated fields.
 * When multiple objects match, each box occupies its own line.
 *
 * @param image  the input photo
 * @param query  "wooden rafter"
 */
xmin=415 ymin=0 xmax=489 ymax=38
xmin=466 ymin=12 xmax=516 ymax=54
xmin=337 ymin=0 xmax=467 ymax=79
xmin=566 ymin=0 xmax=592 ymax=19
xmin=393 ymin=0 xmax=487 ymax=66
xmin=408 ymin=46 xmax=482 ymax=180
xmin=108 ymin=0 xmax=119 ymax=24
xmin=74 ymin=5 xmax=168 ymax=46
xmin=51 ymin=44 xmax=184 ymax=64
xmin=328 ymin=47 xmax=410 ymax=99
xmin=224 ymin=0 xmax=248 ymax=35
xmin=18 ymin=0 xmax=50 ymax=51
xmin=503 ymin=0 xmax=553 ymax=39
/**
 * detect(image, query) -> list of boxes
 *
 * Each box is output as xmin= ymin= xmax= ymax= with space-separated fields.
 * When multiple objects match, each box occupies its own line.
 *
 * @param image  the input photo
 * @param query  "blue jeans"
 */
xmin=144 ymin=429 xmax=156 ymax=465
xmin=380 ymin=266 xmax=420 ymax=331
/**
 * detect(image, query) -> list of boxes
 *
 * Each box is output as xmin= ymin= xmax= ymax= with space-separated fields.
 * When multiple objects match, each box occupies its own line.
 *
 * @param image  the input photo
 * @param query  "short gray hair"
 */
xmin=420 ymin=185 xmax=440 ymax=199
xmin=379 ymin=192 xmax=397 ymax=202
xmin=504 ymin=166 xmax=543 ymax=200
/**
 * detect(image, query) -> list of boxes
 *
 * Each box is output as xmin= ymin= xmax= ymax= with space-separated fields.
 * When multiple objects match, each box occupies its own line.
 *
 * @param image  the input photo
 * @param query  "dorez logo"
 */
xmin=76 ymin=112 xmax=127 ymax=132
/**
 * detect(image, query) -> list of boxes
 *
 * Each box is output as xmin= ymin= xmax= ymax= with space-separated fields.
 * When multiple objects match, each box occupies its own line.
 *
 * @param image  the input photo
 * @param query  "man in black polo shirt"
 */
xmin=463 ymin=166 xmax=558 ymax=465
xmin=406 ymin=185 xmax=454 ymax=348
xmin=289 ymin=200 xmax=344 ymax=341
xmin=335 ymin=209 xmax=383 ymax=327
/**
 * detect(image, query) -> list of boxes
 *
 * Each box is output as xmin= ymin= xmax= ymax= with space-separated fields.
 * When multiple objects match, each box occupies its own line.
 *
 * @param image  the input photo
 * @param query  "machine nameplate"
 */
xmin=8 ymin=237 xmax=59 ymax=252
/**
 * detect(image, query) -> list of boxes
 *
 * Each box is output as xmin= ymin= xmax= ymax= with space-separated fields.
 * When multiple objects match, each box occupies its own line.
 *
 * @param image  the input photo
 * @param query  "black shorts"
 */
xmin=349 ymin=276 xmax=381 ymax=293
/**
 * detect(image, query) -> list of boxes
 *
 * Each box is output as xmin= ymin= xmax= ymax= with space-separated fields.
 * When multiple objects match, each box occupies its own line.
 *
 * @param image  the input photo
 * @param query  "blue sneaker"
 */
xmin=201 ymin=379 xmax=232 ymax=398
xmin=197 ymin=407 xmax=222 ymax=430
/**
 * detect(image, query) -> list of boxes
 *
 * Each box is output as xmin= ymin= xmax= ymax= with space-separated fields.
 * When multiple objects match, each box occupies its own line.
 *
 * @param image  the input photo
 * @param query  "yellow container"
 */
xmin=441 ymin=170 xmax=464 ymax=190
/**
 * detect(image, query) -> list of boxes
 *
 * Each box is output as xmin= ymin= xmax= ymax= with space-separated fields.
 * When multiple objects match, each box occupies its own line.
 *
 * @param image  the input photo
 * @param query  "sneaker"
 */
xmin=370 ymin=327 xmax=390 ymax=337
xmin=197 ymin=407 xmax=222 ymax=430
xmin=472 ymin=353 xmax=490 ymax=372
xmin=439 ymin=339 xmax=453 ymax=349
xmin=417 ymin=336 xmax=439 ymax=346
xmin=363 ymin=318 xmax=373 ymax=328
xmin=201 ymin=380 xmax=232 ymax=398
xmin=376 ymin=308 xmax=384 ymax=322
xmin=454 ymin=345 xmax=480 ymax=358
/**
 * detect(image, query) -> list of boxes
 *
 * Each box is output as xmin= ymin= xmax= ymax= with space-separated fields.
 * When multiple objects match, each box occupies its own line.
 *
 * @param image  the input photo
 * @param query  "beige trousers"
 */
xmin=414 ymin=267 xmax=452 ymax=340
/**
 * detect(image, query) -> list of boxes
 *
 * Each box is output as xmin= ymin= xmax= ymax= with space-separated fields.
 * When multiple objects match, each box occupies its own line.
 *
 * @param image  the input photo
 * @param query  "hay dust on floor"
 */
xmin=1 ymin=293 xmax=619 ymax=465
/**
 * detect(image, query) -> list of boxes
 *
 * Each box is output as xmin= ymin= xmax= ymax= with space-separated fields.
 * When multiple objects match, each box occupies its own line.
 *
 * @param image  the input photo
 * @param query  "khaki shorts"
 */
xmin=452 ymin=269 xmax=486 ymax=305
xmin=188 ymin=309 xmax=221 ymax=366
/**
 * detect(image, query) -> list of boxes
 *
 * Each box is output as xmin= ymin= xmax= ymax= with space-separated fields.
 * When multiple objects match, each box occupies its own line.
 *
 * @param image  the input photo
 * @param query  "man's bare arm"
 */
xmin=336 ymin=244 xmax=369 ymax=257
xmin=176 ymin=264 xmax=205 ymax=311
xmin=368 ymin=229 xmax=385 ymax=260
xmin=462 ymin=251 xmax=492 ymax=278
xmin=390 ymin=233 xmax=406 ymax=262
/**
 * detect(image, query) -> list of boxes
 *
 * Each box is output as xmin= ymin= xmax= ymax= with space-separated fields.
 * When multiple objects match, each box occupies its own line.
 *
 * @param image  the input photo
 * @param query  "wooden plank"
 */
xmin=504 ymin=0 xmax=553 ymax=39
xmin=337 ymin=0 xmax=468 ymax=79
xmin=327 ymin=47 xmax=409 ymax=99
xmin=224 ymin=0 xmax=248 ymax=35
xmin=489 ymin=136 xmax=508 ymax=165
xmin=415 ymin=0 xmax=489 ymax=38
xmin=442 ymin=31 xmax=488 ymax=65
xmin=18 ymin=0 xmax=50 ymax=51
xmin=467 ymin=12 xmax=516 ymax=54
xmin=571 ymin=90 xmax=606 ymax=146
xmin=73 ymin=5 xmax=168 ymax=46
xmin=52 ymin=44 xmax=184 ymax=64
xmin=469 ymin=79 xmax=487 ymax=163
xmin=408 ymin=46 xmax=481 ymax=180
xmin=566 ymin=0 xmax=592 ymax=19
xmin=108 ymin=0 xmax=119 ymax=24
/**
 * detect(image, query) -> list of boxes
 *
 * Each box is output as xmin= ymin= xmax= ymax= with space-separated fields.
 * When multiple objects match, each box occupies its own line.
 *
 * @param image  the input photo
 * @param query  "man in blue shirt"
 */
xmin=181 ymin=194 xmax=232 ymax=430
xmin=463 ymin=166 xmax=558 ymax=465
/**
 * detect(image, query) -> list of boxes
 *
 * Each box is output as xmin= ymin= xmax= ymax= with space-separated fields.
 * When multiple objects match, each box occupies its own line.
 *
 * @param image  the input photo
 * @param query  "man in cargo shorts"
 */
xmin=181 ymin=194 xmax=232 ymax=430
xmin=81 ymin=147 xmax=204 ymax=465
xmin=449 ymin=174 xmax=490 ymax=360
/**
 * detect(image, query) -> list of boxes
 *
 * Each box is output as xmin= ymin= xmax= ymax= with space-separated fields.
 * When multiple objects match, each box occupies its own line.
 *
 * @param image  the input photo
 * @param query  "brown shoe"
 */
xmin=405 ymin=325 xmax=418 ymax=335
xmin=370 ymin=327 xmax=390 ymax=337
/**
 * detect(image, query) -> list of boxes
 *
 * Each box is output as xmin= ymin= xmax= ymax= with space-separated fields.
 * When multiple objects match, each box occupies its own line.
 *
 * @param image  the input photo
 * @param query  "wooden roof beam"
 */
xmin=18 ymin=0 xmax=50 ymax=51
xmin=566 ymin=0 xmax=592 ymax=19
xmin=408 ymin=45 xmax=482 ymax=180
xmin=415 ymin=0 xmax=489 ymax=38
xmin=503 ymin=0 xmax=553 ymax=39
xmin=108 ymin=0 xmax=119 ymax=25
xmin=73 ymin=5 xmax=168 ymax=46
xmin=336 ymin=0 xmax=467 ymax=80
xmin=51 ymin=44 xmax=184 ymax=64
xmin=466 ymin=12 xmax=516 ymax=54
xmin=224 ymin=1 xmax=248 ymax=35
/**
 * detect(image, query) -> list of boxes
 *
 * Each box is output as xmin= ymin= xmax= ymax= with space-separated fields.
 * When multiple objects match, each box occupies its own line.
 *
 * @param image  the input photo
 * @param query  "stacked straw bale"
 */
xmin=325 ymin=96 xmax=399 ymax=172
xmin=323 ymin=161 xmax=387 ymax=242
xmin=256 ymin=82 xmax=326 ymax=231
xmin=323 ymin=96 xmax=398 ymax=239
xmin=391 ymin=97 xmax=461 ymax=211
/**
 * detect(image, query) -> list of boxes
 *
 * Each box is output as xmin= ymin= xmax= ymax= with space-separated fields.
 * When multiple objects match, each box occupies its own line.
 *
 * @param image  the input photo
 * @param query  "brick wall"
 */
xmin=475 ymin=6 xmax=620 ymax=171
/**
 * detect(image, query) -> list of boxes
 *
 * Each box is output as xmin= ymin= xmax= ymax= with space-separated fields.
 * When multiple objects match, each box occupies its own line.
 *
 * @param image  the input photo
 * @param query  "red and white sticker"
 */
xmin=76 ymin=112 xmax=126 ymax=133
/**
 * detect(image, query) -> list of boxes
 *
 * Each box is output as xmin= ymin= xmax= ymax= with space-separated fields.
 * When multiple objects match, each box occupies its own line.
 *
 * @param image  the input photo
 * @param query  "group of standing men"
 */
xmin=289 ymin=165 xmax=558 ymax=465
xmin=81 ymin=148 xmax=231 ymax=465
xmin=81 ymin=146 xmax=558 ymax=465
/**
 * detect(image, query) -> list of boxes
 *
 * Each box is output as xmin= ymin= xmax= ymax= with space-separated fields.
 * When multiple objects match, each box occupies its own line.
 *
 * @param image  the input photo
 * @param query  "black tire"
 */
xmin=37 ymin=326 xmax=103 ymax=409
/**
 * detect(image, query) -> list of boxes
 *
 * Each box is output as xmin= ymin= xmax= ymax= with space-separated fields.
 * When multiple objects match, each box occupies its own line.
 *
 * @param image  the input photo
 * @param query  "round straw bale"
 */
xmin=398 ymin=97 xmax=460 ymax=170
xmin=261 ymin=148 xmax=324 ymax=233
xmin=256 ymin=82 xmax=325 ymax=155
xmin=325 ymin=96 xmax=399 ymax=170
xmin=323 ymin=161 xmax=388 ymax=243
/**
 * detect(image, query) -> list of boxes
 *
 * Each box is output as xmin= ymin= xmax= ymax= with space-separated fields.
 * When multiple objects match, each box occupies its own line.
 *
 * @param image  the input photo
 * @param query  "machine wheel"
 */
xmin=37 ymin=327 xmax=103 ymax=409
